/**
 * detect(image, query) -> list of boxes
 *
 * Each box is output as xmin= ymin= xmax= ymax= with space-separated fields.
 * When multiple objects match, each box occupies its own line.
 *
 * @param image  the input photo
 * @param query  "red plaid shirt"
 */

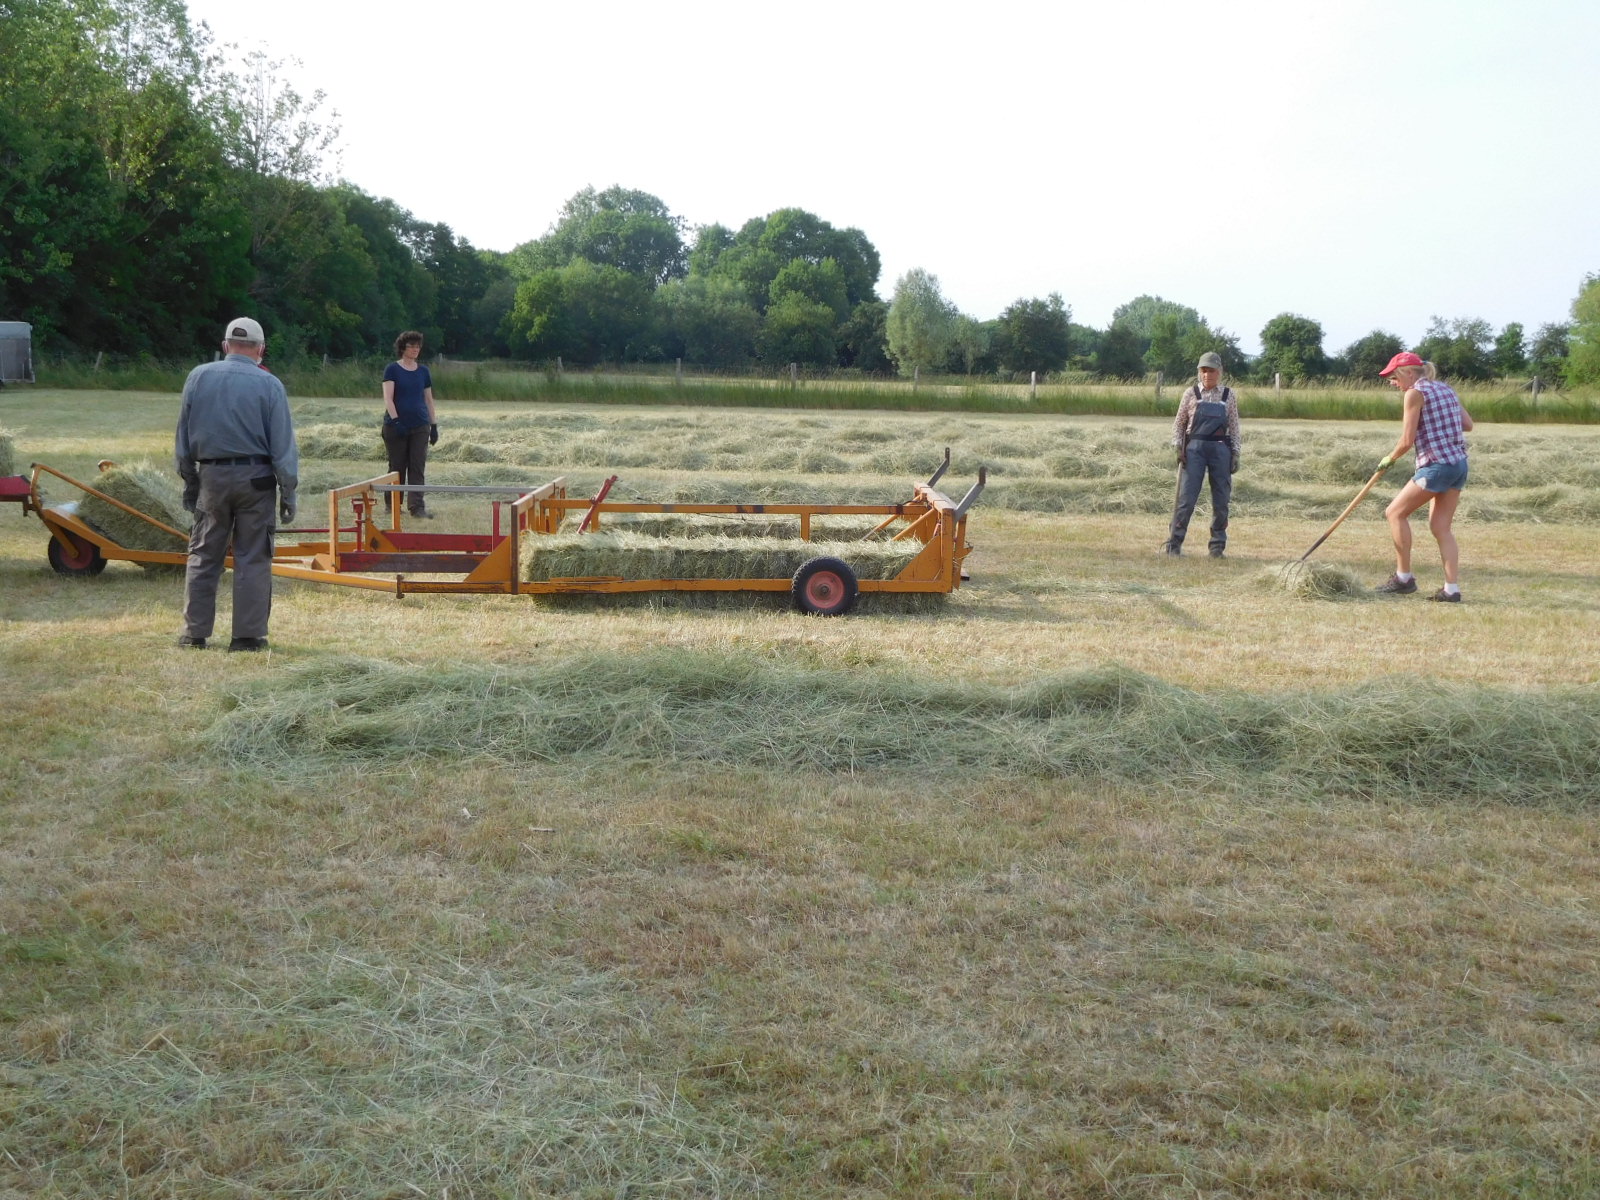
xmin=1414 ymin=379 xmax=1468 ymax=467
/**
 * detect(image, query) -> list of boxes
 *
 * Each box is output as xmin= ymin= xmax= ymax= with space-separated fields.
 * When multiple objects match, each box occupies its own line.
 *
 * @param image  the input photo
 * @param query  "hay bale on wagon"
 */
xmin=568 ymin=512 xmax=887 ymax=540
xmin=0 ymin=427 xmax=16 ymax=476
xmin=78 ymin=461 xmax=191 ymax=552
xmin=520 ymin=531 xmax=920 ymax=584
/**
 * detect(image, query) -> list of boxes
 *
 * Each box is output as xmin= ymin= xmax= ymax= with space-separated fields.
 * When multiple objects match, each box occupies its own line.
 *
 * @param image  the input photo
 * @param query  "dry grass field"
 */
xmin=2 ymin=390 xmax=1597 ymax=1198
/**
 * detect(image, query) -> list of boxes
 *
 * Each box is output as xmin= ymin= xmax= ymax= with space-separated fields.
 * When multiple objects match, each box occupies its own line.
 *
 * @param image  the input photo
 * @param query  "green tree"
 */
xmin=508 ymin=185 xmax=686 ymax=285
xmin=948 ymin=316 xmax=996 ymax=375
xmin=768 ymin=258 xmax=849 ymax=324
xmin=993 ymin=294 xmax=1071 ymax=375
xmin=1111 ymin=295 xmax=1202 ymax=349
xmin=1094 ymin=324 xmax=1145 ymax=378
xmin=884 ymin=269 xmax=958 ymax=379
xmin=1563 ymin=274 xmax=1600 ymax=387
xmin=686 ymin=223 xmax=735 ymax=276
xmin=421 ymin=231 xmax=509 ymax=357
xmin=1144 ymin=313 xmax=1194 ymax=378
xmin=470 ymin=273 xmax=517 ymax=358
xmin=0 ymin=0 xmax=251 ymax=355
xmin=1067 ymin=322 xmax=1101 ymax=370
xmin=1258 ymin=313 xmax=1327 ymax=381
xmin=1343 ymin=330 xmax=1405 ymax=379
xmin=1416 ymin=316 xmax=1494 ymax=381
xmin=758 ymin=293 xmax=838 ymax=366
xmin=837 ymin=300 xmax=891 ymax=373
xmin=336 ymin=188 xmax=440 ymax=352
xmin=654 ymin=275 xmax=760 ymax=367
xmin=705 ymin=208 xmax=880 ymax=312
xmin=1527 ymin=323 xmax=1569 ymax=386
xmin=1493 ymin=322 xmax=1527 ymax=376
xmin=506 ymin=259 xmax=652 ymax=364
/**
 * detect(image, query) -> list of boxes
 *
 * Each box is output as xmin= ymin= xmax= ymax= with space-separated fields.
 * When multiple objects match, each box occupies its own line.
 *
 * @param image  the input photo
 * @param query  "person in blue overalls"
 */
xmin=1164 ymin=351 xmax=1241 ymax=557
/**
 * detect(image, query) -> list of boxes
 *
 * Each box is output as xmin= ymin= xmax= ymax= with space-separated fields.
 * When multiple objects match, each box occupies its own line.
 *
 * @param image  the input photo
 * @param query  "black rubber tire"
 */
xmin=791 ymin=555 xmax=859 ymax=616
xmin=48 ymin=534 xmax=107 ymax=576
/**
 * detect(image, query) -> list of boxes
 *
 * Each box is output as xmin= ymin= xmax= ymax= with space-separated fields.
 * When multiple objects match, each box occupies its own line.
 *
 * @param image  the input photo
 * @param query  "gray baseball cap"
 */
xmin=1197 ymin=351 xmax=1224 ymax=369
xmin=223 ymin=317 xmax=265 ymax=344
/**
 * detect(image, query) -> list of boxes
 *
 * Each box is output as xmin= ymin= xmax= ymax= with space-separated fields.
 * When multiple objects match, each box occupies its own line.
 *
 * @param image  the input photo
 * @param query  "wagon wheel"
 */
xmin=791 ymin=555 xmax=859 ymax=616
xmin=48 ymin=533 xmax=108 ymax=576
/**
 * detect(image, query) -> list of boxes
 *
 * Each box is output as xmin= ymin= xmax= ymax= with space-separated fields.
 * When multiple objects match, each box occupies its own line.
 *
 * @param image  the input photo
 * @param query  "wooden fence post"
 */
xmin=1275 ymin=372 xmax=1282 ymax=395
xmin=556 ymin=356 xmax=563 ymax=378
xmin=1531 ymin=376 xmax=1541 ymax=402
xmin=1155 ymin=371 xmax=1163 ymax=401
xmin=913 ymin=366 xmax=919 ymax=391
xmin=1030 ymin=370 xmax=1037 ymax=401
xmin=790 ymin=362 xmax=798 ymax=389
xmin=95 ymin=351 xmax=105 ymax=371
xmin=675 ymin=357 xmax=682 ymax=384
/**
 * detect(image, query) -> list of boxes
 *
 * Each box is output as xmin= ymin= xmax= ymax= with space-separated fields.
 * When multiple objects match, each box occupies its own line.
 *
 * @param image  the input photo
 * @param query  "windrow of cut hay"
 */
xmin=289 ymin=412 xmax=1600 ymax=524
xmin=518 ymin=531 xmax=920 ymax=583
xmin=1264 ymin=561 xmax=1367 ymax=600
xmin=77 ymin=461 xmax=190 ymax=550
xmin=204 ymin=652 xmax=1600 ymax=805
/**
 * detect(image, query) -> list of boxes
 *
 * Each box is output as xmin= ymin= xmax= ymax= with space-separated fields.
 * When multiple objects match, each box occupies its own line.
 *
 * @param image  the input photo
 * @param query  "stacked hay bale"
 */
xmin=521 ymin=531 xmax=920 ymax=588
xmin=569 ymin=512 xmax=887 ymax=540
xmin=0 ymin=427 xmax=16 ymax=476
xmin=78 ymin=461 xmax=191 ymax=553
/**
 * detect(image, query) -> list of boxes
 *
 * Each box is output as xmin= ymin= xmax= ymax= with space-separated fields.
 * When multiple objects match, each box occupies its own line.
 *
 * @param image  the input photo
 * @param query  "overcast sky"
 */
xmin=184 ymin=0 xmax=1597 ymax=355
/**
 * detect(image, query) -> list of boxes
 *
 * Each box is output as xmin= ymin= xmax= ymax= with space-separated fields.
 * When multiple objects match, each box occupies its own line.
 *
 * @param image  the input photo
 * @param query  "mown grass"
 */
xmin=2 ymin=392 xmax=1598 ymax=1197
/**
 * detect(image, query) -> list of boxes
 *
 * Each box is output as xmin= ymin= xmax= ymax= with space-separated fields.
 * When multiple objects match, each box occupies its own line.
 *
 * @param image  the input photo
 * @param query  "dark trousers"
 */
xmin=382 ymin=424 xmax=430 ymax=515
xmin=183 ymin=464 xmax=277 ymax=640
xmin=1168 ymin=439 xmax=1233 ymax=553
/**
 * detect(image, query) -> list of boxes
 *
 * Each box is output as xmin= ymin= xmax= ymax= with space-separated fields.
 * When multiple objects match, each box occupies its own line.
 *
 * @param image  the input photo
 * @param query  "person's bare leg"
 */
xmin=1384 ymin=482 xmax=1432 ymax=575
xmin=1429 ymin=489 xmax=1462 ymax=585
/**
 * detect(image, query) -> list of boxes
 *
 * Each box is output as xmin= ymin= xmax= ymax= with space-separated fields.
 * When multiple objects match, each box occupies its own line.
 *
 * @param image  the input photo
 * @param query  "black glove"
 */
xmin=429 ymin=423 xmax=439 ymax=446
xmin=181 ymin=477 xmax=199 ymax=514
xmin=278 ymin=495 xmax=296 ymax=525
xmin=1230 ymin=454 xmax=1239 ymax=474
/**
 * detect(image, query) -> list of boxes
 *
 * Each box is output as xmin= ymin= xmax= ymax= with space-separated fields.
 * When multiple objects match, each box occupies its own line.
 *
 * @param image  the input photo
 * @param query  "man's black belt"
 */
xmin=198 ymin=455 xmax=272 ymax=465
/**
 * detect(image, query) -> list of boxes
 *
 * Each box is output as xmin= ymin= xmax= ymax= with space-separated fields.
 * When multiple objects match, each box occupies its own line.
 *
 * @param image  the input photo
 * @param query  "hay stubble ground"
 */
xmin=2 ymin=391 xmax=1598 ymax=1198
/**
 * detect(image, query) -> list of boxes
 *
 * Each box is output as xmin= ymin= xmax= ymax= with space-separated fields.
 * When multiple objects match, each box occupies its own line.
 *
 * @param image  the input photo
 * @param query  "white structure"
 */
xmin=0 ymin=322 xmax=33 ymax=384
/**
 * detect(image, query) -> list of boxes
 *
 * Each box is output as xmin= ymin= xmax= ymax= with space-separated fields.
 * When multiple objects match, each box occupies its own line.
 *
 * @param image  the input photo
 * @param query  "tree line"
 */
xmin=4 ymin=0 xmax=1598 ymax=387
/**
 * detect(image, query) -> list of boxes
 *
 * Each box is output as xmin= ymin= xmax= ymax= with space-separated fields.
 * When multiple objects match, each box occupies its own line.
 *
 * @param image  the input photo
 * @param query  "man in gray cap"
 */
xmin=174 ymin=317 xmax=299 ymax=651
xmin=1165 ymin=350 xmax=1241 ymax=556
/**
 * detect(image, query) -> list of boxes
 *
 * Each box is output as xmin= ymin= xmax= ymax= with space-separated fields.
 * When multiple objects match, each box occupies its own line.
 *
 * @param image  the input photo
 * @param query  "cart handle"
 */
xmin=953 ymin=467 xmax=988 ymax=519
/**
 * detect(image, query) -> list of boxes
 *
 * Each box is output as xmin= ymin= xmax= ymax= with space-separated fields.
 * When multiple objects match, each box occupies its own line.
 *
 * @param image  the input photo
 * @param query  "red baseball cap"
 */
xmin=1378 ymin=351 xmax=1424 ymax=377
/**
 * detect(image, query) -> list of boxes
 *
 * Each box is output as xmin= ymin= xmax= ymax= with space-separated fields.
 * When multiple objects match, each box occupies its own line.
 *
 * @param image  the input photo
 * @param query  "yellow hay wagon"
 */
xmin=12 ymin=452 xmax=985 ymax=616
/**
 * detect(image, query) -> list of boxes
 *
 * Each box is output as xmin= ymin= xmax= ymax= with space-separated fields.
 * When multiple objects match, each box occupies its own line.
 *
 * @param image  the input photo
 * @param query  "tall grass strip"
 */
xmin=77 ymin=461 xmax=190 ymax=550
xmin=203 ymin=652 xmax=1600 ymax=805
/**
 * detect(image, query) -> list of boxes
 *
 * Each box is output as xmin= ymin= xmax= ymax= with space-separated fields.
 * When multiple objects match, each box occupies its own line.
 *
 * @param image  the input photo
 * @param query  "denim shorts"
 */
xmin=1414 ymin=459 xmax=1468 ymax=492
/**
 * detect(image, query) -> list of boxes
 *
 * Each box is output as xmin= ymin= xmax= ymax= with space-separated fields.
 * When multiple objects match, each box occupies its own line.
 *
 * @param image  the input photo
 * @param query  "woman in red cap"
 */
xmin=1372 ymin=352 xmax=1473 ymax=601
